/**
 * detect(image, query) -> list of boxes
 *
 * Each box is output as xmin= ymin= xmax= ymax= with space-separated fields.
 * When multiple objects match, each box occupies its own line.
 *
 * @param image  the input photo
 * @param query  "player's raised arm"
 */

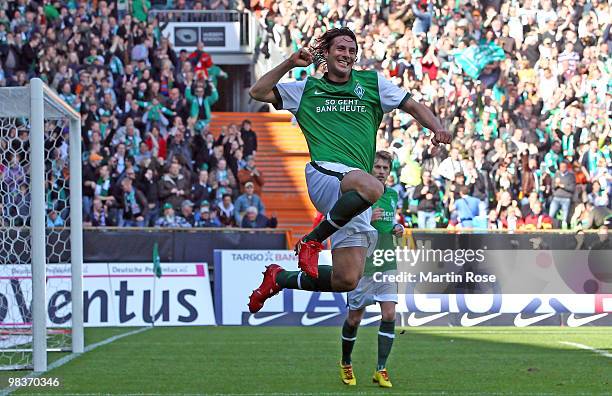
xmin=400 ymin=98 xmax=452 ymax=146
xmin=249 ymin=48 xmax=313 ymax=104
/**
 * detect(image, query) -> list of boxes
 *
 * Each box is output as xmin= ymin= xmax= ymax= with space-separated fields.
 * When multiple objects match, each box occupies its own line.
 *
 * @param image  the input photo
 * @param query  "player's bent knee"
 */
xmin=360 ymin=174 xmax=384 ymax=203
xmin=342 ymin=171 xmax=383 ymax=203
xmin=369 ymin=178 xmax=384 ymax=201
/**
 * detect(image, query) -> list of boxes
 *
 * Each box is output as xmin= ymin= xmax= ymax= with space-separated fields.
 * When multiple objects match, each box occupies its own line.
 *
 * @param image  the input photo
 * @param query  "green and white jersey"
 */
xmin=274 ymin=70 xmax=410 ymax=172
xmin=364 ymin=187 xmax=400 ymax=275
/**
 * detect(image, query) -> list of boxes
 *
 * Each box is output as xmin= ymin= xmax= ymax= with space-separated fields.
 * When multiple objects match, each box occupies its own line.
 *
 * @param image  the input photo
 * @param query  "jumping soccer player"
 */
xmin=340 ymin=151 xmax=402 ymax=388
xmin=248 ymin=27 xmax=451 ymax=312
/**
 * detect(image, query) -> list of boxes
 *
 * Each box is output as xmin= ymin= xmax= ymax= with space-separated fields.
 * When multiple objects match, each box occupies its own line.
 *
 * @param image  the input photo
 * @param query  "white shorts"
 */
xmin=305 ymin=161 xmax=378 ymax=255
xmin=347 ymin=270 xmax=399 ymax=310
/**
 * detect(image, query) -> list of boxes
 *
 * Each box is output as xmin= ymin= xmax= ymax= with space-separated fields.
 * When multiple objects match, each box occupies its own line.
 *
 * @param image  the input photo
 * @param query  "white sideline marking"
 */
xmin=559 ymin=341 xmax=612 ymax=359
xmin=0 ymin=326 xmax=151 ymax=396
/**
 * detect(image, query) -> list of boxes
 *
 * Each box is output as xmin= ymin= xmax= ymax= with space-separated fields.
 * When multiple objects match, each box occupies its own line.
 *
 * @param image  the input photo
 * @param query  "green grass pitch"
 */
xmin=2 ymin=326 xmax=611 ymax=395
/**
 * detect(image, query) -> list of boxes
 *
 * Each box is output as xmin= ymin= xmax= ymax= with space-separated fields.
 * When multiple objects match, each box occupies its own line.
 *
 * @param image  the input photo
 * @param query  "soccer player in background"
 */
xmin=247 ymin=27 xmax=451 ymax=312
xmin=340 ymin=151 xmax=403 ymax=388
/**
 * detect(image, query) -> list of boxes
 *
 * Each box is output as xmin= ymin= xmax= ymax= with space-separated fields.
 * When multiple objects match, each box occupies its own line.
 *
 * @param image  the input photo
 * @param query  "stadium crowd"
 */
xmin=0 ymin=0 xmax=277 ymax=229
xmin=255 ymin=0 xmax=611 ymax=230
xmin=0 ymin=0 xmax=610 ymax=231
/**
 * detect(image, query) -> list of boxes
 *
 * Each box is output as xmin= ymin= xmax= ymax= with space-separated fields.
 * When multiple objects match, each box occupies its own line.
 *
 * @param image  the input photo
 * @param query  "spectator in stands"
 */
xmin=195 ymin=205 xmax=222 ymax=228
xmin=144 ymin=125 xmax=167 ymax=161
xmin=450 ymin=186 xmax=481 ymax=229
xmin=155 ymin=202 xmax=192 ymax=228
xmin=132 ymin=0 xmax=151 ymax=22
xmin=136 ymin=167 xmax=160 ymax=226
xmin=504 ymin=202 xmax=525 ymax=231
xmin=228 ymin=146 xmax=247 ymax=179
xmin=218 ymin=124 xmax=244 ymax=159
xmin=83 ymin=152 xmax=103 ymax=218
xmin=465 ymin=159 xmax=489 ymax=216
xmin=4 ymin=153 xmax=25 ymax=193
xmin=522 ymin=200 xmax=553 ymax=230
xmin=437 ymin=146 xmax=463 ymax=188
xmin=13 ymin=184 xmax=30 ymax=227
xmin=167 ymin=128 xmax=192 ymax=168
xmin=571 ymin=203 xmax=612 ymax=230
xmin=46 ymin=172 xmax=69 ymax=221
xmin=588 ymin=181 xmax=609 ymax=208
xmin=240 ymin=119 xmax=257 ymax=157
xmin=240 ymin=206 xmax=277 ymax=229
xmin=237 ymin=155 xmax=264 ymax=195
xmin=443 ymin=172 xmax=466 ymax=207
xmin=488 ymin=209 xmax=503 ymax=230
xmin=413 ymin=170 xmax=439 ymax=229
xmin=180 ymin=199 xmax=196 ymax=226
xmin=193 ymin=132 xmax=215 ymax=171
xmin=94 ymin=164 xmax=116 ymax=212
xmin=159 ymin=162 xmax=191 ymax=210
xmin=191 ymin=168 xmax=216 ymax=207
xmin=134 ymin=141 xmax=152 ymax=168
xmin=46 ymin=209 xmax=64 ymax=227
xmin=188 ymin=81 xmax=218 ymax=131
xmin=217 ymin=193 xmax=236 ymax=227
xmin=209 ymin=158 xmax=237 ymax=201
xmin=117 ymin=177 xmax=147 ymax=227
xmin=87 ymin=197 xmax=111 ymax=227
xmin=234 ymin=181 xmax=265 ymax=225
xmin=208 ymin=143 xmax=225 ymax=172
xmin=412 ymin=0 xmax=434 ymax=35
xmin=549 ymin=160 xmax=576 ymax=227
xmin=520 ymin=154 xmax=542 ymax=204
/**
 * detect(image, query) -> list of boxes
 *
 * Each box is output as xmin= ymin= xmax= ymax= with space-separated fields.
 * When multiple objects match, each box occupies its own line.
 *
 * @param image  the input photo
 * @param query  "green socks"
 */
xmin=341 ymin=320 xmax=358 ymax=365
xmin=341 ymin=318 xmax=396 ymax=369
xmin=275 ymin=266 xmax=333 ymax=292
xmin=377 ymin=320 xmax=395 ymax=370
xmin=304 ymin=190 xmax=372 ymax=243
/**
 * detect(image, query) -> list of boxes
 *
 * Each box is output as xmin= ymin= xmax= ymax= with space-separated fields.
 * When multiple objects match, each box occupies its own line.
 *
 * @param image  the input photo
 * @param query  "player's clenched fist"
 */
xmin=288 ymin=48 xmax=313 ymax=68
xmin=371 ymin=207 xmax=384 ymax=223
xmin=431 ymin=129 xmax=452 ymax=146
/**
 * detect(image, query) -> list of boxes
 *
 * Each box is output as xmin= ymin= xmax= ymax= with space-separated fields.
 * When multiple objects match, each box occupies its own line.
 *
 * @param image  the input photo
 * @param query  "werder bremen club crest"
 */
xmin=354 ymin=82 xmax=364 ymax=99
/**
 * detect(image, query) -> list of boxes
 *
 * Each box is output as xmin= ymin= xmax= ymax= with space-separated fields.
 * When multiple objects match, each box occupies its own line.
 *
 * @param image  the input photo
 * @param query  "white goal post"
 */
xmin=0 ymin=78 xmax=83 ymax=372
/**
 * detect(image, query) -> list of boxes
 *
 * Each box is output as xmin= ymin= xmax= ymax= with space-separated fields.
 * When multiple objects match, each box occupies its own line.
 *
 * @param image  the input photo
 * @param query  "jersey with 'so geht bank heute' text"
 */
xmin=273 ymin=70 xmax=411 ymax=172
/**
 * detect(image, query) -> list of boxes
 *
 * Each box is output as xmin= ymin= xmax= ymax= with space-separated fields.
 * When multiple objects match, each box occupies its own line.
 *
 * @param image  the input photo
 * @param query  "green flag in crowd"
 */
xmin=454 ymin=43 xmax=506 ymax=79
xmin=153 ymin=242 xmax=162 ymax=278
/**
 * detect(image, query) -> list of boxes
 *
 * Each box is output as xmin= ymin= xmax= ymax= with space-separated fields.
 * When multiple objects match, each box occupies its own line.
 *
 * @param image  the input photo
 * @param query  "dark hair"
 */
xmin=375 ymin=150 xmax=393 ymax=167
xmin=310 ymin=27 xmax=358 ymax=68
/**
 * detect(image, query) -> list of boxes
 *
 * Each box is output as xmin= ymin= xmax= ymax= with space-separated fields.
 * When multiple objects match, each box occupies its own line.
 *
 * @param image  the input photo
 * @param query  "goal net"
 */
xmin=0 ymin=79 xmax=83 ymax=371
